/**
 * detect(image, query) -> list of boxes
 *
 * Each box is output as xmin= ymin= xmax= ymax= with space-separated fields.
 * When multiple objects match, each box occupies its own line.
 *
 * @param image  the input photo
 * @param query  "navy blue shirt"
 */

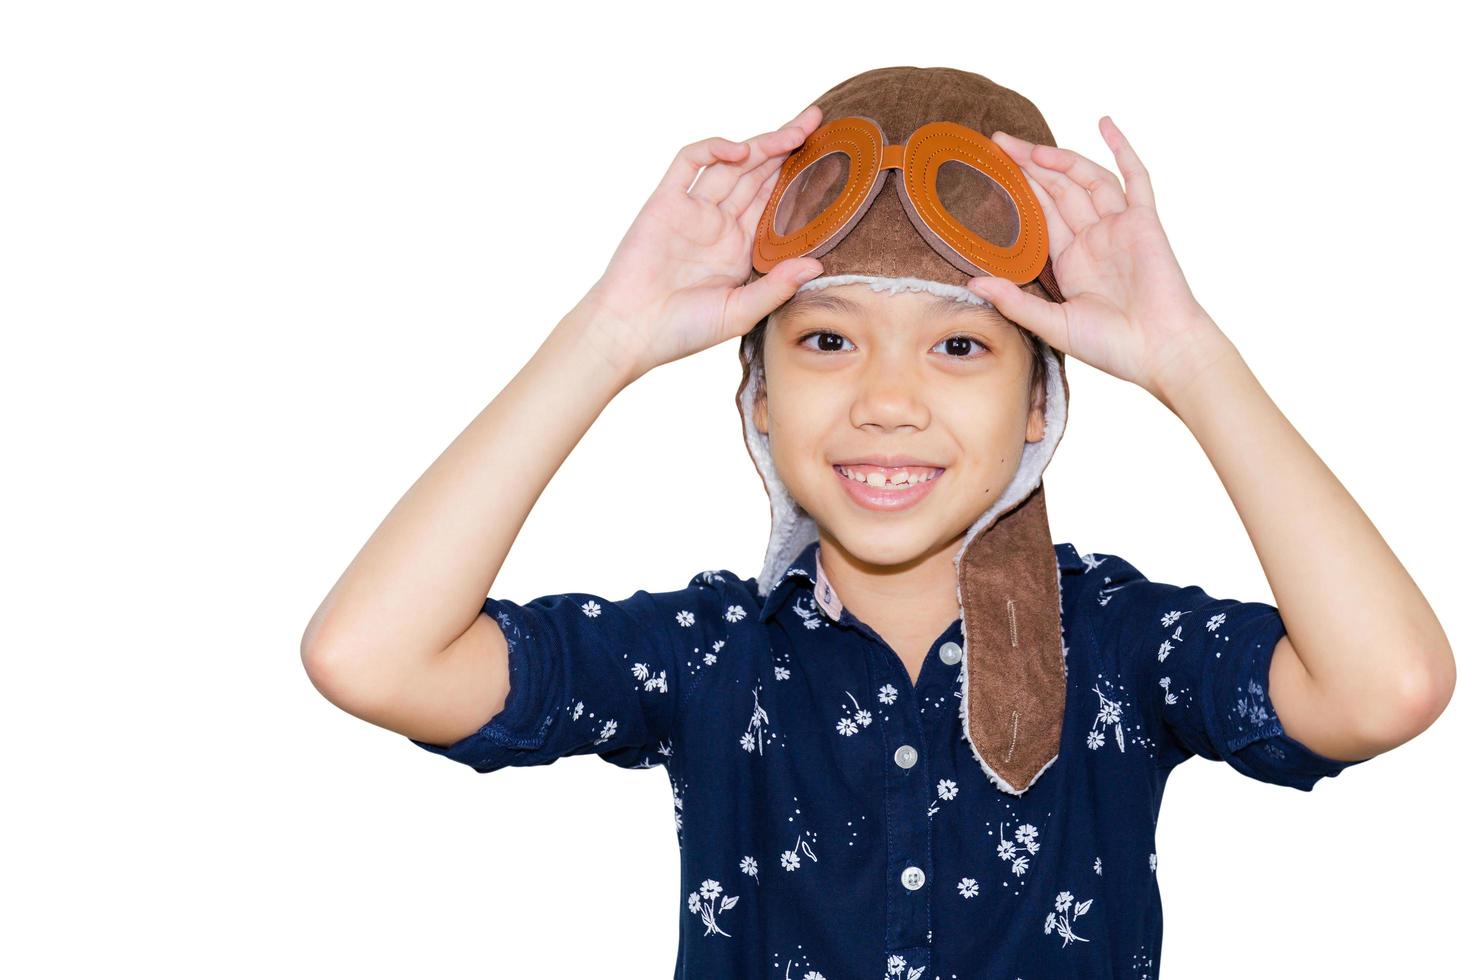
xmin=411 ymin=540 xmax=1369 ymax=978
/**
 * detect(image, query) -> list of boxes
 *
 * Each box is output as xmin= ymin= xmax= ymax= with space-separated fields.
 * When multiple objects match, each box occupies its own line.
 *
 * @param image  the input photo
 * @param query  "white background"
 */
xmin=4 ymin=1 xmax=1466 ymax=977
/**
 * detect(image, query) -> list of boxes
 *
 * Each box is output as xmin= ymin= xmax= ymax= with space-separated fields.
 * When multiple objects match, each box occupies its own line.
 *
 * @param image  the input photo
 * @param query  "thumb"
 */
xmin=966 ymin=275 xmax=1068 ymax=354
xmin=727 ymin=258 xmax=823 ymax=334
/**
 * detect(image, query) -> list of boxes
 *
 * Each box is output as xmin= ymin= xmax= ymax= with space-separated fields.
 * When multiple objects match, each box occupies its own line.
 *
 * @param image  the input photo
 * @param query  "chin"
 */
xmin=819 ymin=519 xmax=953 ymax=568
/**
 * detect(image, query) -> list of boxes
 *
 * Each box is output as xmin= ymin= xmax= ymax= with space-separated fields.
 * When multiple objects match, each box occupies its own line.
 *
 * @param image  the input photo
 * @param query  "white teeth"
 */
xmin=837 ymin=466 xmax=939 ymax=489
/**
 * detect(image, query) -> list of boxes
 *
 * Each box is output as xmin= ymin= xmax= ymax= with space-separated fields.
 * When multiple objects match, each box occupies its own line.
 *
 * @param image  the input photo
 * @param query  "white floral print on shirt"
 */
xmin=670 ymin=775 xmax=685 ymax=842
xmin=927 ymin=778 xmax=958 ymax=817
xmin=995 ymin=820 xmax=1040 ymax=877
xmin=835 ymin=690 xmax=873 ymax=736
xmin=740 ymin=854 xmax=759 ymax=884
xmin=792 ymin=593 xmax=830 ymax=630
xmin=739 ymin=687 xmax=769 ymax=755
xmin=885 ymin=952 xmax=926 ymax=978
xmin=632 ymin=661 xmax=668 ymax=693
xmin=779 ymin=960 xmax=826 ymax=980
xmin=1236 ymin=677 xmax=1271 ymax=728
xmin=1086 ymin=680 xmax=1127 ymax=752
xmin=1044 ymin=889 xmax=1093 ymax=947
xmin=687 ymin=877 xmax=738 ymax=937
xmin=1156 ymin=609 xmax=1186 ymax=663
xmin=780 ymin=831 xmax=818 ymax=872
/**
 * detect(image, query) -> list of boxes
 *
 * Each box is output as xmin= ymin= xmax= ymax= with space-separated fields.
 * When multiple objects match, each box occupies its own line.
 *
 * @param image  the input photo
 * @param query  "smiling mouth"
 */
xmin=832 ymin=464 xmax=945 ymax=512
xmin=833 ymin=464 xmax=945 ymax=490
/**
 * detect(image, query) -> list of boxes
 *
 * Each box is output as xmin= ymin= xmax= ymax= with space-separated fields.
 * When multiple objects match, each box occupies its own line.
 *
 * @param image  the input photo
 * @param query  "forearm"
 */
xmin=301 ymin=298 xmax=638 ymax=694
xmin=1158 ymin=324 xmax=1454 ymax=740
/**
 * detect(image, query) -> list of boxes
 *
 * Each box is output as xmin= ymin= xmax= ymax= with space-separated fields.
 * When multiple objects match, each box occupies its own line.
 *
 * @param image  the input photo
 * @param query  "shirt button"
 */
xmin=901 ymin=865 xmax=926 ymax=890
xmin=894 ymin=744 xmax=918 ymax=769
xmin=939 ymin=641 xmax=962 ymax=665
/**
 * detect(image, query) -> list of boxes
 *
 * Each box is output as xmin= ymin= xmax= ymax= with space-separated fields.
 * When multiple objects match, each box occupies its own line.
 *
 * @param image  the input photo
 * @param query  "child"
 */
xmin=302 ymin=66 xmax=1454 ymax=978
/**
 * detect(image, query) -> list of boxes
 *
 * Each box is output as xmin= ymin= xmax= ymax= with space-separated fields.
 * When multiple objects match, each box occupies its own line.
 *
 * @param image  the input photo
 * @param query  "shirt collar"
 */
xmin=758 ymin=538 xmax=825 ymax=622
xmin=759 ymin=539 xmax=1086 ymax=622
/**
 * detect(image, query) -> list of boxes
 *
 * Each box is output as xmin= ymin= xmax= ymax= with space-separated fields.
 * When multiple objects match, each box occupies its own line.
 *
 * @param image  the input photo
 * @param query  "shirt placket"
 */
xmin=816 ymin=569 xmax=937 ymax=974
xmin=862 ymin=610 xmax=938 ymax=973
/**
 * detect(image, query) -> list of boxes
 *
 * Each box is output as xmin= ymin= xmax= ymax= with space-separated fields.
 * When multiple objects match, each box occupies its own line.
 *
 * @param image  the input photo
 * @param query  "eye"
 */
xmin=795 ymin=330 xmax=854 ymax=353
xmin=932 ymin=335 xmax=990 ymax=360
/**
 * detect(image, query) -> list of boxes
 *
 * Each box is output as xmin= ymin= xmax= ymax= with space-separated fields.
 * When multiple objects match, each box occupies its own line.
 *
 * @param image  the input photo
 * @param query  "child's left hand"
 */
xmin=965 ymin=117 xmax=1235 ymax=402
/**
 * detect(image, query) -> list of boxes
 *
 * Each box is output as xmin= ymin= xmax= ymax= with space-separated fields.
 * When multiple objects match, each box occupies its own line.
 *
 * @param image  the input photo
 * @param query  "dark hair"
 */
xmin=737 ymin=314 xmax=1049 ymax=409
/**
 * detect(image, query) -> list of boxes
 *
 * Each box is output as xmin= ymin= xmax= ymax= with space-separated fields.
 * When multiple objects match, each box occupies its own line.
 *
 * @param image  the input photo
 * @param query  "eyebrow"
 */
xmin=777 ymin=289 xmax=1006 ymax=324
xmin=917 ymin=293 xmax=1006 ymax=319
xmin=777 ymin=291 xmax=866 ymax=321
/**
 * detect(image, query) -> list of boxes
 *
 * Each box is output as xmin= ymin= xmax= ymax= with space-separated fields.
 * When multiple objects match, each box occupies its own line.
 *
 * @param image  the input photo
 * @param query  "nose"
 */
xmin=851 ymin=358 xmax=930 ymax=432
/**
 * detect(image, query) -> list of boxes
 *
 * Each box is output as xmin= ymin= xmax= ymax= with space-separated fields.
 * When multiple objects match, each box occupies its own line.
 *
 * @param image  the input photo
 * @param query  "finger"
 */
xmin=1027 ymin=140 xmax=1128 ymax=218
xmin=1016 ymin=164 xmax=1074 ymax=262
xmin=1099 ymin=116 xmax=1155 ymax=210
xmin=964 ymin=274 xmax=1070 ymax=355
xmin=725 ymin=257 xmax=824 ymax=338
xmin=993 ymin=130 xmax=1099 ymax=236
xmin=725 ymin=149 xmax=790 ymax=220
xmin=737 ymin=162 xmax=784 ymax=241
xmin=693 ymin=106 xmax=823 ymax=205
xmin=692 ymin=124 xmax=804 ymax=204
xmin=660 ymin=136 xmax=753 ymax=197
xmin=781 ymin=103 xmax=823 ymax=131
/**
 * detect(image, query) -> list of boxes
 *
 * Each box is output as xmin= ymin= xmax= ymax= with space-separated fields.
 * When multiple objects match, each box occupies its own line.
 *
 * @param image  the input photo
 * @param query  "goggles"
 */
xmin=751 ymin=115 xmax=1062 ymax=301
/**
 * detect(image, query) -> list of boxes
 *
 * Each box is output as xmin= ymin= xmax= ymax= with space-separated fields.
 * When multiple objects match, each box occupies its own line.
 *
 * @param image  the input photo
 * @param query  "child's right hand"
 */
xmin=579 ymin=105 xmax=827 ymax=382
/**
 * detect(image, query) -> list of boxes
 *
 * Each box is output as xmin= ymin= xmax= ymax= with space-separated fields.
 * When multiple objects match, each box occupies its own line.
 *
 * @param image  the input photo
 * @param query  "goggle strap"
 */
xmin=1036 ymin=257 xmax=1063 ymax=304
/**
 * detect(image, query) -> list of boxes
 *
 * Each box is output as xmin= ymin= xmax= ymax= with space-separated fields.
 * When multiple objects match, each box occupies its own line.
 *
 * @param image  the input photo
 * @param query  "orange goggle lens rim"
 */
xmin=751 ymin=115 xmax=1050 ymax=287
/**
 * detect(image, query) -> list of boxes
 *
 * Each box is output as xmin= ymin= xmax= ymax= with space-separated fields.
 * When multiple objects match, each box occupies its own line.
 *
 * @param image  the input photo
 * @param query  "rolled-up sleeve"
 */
xmin=409 ymin=569 xmax=748 ymax=774
xmin=1079 ymin=552 xmax=1373 ymax=791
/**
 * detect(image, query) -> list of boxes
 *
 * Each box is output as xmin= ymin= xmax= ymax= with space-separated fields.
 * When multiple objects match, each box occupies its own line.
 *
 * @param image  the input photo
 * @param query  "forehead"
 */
xmin=775 ymin=284 xmax=1011 ymax=327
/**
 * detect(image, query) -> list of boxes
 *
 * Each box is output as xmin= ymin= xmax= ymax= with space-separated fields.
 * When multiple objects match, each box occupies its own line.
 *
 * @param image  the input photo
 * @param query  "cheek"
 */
xmin=941 ymin=397 xmax=1033 ymax=483
xmin=764 ymin=374 xmax=836 ymax=435
xmin=959 ymin=385 xmax=1029 ymax=440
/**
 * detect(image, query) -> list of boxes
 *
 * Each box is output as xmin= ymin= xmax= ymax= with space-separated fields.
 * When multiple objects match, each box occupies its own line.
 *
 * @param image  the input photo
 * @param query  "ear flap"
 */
xmin=957 ymin=481 xmax=1067 ymax=794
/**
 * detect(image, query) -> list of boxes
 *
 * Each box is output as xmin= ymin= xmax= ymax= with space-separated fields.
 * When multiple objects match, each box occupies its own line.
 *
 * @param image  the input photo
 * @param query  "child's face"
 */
xmin=754 ymin=282 xmax=1045 ymax=567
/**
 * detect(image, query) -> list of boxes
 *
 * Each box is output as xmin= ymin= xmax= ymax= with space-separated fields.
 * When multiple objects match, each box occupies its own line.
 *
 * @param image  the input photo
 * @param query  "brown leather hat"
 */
xmin=736 ymin=65 xmax=1071 ymax=796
